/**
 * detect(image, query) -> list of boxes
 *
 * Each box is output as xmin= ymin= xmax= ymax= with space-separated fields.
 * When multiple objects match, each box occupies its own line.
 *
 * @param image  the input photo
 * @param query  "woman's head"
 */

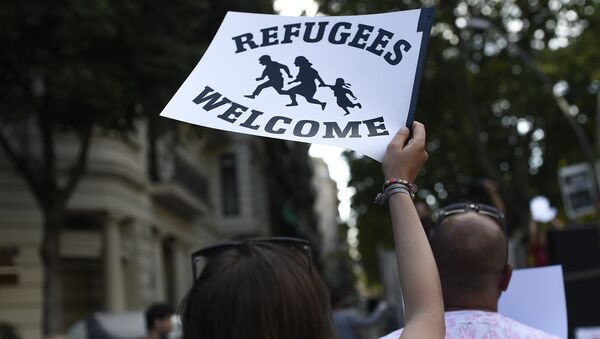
xmin=181 ymin=239 xmax=333 ymax=339
xmin=294 ymin=56 xmax=312 ymax=67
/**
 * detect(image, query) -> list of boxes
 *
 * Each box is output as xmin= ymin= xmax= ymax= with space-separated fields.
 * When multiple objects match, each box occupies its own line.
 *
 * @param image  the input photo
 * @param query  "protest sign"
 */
xmin=160 ymin=9 xmax=434 ymax=161
xmin=499 ymin=265 xmax=567 ymax=339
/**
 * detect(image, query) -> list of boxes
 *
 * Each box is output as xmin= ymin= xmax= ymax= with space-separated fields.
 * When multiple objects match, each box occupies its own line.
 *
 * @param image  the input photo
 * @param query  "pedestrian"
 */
xmin=143 ymin=304 xmax=174 ymax=339
xmin=332 ymin=290 xmax=389 ymax=339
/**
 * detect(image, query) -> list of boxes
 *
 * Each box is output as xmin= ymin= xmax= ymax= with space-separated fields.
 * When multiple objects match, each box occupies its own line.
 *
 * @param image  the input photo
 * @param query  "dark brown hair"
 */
xmin=180 ymin=242 xmax=334 ymax=339
xmin=145 ymin=303 xmax=174 ymax=330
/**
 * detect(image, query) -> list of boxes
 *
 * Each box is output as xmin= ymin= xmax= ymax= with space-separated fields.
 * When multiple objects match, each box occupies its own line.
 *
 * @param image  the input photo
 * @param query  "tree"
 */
xmin=0 ymin=0 xmax=273 ymax=335
xmin=317 ymin=0 xmax=600 ymax=284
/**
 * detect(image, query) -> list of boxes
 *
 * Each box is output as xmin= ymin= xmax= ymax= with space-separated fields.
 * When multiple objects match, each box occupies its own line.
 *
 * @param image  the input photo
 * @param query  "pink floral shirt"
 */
xmin=379 ymin=310 xmax=560 ymax=339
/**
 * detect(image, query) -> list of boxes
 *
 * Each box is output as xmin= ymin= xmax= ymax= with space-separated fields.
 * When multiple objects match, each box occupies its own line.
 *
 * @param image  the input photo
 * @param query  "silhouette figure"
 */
xmin=285 ymin=56 xmax=327 ymax=110
xmin=321 ymin=78 xmax=362 ymax=116
xmin=245 ymin=55 xmax=292 ymax=99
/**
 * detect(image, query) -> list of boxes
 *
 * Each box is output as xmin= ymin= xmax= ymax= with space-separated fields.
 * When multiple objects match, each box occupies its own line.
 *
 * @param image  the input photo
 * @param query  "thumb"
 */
xmin=393 ymin=127 xmax=410 ymax=148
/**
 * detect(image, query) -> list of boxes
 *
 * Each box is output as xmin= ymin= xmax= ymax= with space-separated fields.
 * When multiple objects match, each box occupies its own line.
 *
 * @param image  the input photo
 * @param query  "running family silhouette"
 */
xmin=245 ymin=55 xmax=362 ymax=116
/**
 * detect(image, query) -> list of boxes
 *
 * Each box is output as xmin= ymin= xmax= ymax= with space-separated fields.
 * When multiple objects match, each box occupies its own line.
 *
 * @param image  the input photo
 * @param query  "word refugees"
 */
xmin=193 ymin=86 xmax=389 ymax=139
xmin=232 ymin=21 xmax=412 ymax=66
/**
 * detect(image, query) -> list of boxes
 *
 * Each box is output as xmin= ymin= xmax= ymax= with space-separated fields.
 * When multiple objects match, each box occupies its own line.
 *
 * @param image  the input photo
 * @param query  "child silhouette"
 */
xmin=321 ymin=78 xmax=362 ymax=116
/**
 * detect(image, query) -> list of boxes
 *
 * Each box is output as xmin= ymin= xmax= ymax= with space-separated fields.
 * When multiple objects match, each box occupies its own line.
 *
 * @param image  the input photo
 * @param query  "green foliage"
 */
xmin=0 ymin=0 xmax=272 ymax=130
xmin=325 ymin=0 xmax=600 ymax=284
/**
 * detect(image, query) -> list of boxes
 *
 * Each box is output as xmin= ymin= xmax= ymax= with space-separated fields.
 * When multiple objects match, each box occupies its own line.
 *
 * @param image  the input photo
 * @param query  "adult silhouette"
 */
xmin=286 ymin=56 xmax=327 ymax=110
xmin=245 ymin=55 xmax=292 ymax=99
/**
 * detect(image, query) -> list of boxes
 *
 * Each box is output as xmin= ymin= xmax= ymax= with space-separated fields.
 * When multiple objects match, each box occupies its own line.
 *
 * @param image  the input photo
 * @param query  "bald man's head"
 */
xmin=430 ymin=212 xmax=507 ymax=296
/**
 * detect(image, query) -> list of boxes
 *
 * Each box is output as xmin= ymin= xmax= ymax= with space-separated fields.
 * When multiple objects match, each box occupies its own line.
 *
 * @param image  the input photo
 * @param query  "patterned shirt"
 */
xmin=379 ymin=310 xmax=560 ymax=339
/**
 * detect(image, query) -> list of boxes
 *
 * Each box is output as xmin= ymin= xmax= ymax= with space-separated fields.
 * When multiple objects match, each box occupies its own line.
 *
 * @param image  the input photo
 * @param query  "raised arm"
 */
xmin=346 ymin=88 xmax=357 ymax=99
xmin=482 ymin=179 xmax=507 ymax=213
xmin=382 ymin=122 xmax=445 ymax=339
xmin=279 ymin=63 xmax=292 ymax=78
xmin=315 ymin=71 xmax=325 ymax=86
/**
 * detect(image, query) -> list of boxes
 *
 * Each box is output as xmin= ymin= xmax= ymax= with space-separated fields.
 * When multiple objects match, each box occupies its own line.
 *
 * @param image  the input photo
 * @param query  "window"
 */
xmin=220 ymin=154 xmax=240 ymax=216
xmin=0 ymin=246 xmax=19 ymax=285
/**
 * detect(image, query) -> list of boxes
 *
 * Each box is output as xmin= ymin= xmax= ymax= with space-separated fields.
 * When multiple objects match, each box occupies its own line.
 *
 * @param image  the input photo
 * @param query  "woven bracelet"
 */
xmin=374 ymin=183 xmax=414 ymax=205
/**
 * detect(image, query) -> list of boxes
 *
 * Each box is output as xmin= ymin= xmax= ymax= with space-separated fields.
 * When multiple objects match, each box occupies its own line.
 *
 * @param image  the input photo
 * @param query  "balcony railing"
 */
xmin=173 ymin=154 xmax=210 ymax=206
xmin=150 ymin=153 xmax=211 ymax=218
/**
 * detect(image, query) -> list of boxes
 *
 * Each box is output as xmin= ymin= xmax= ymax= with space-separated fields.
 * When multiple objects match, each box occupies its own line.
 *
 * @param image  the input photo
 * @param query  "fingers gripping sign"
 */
xmin=382 ymin=122 xmax=428 ymax=182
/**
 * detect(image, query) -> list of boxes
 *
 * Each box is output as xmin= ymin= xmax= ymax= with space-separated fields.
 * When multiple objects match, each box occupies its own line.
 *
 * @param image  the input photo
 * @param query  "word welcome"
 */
xmin=232 ymin=21 xmax=412 ymax=66
xmin=192 ymin=86 xmax=390 ymax=138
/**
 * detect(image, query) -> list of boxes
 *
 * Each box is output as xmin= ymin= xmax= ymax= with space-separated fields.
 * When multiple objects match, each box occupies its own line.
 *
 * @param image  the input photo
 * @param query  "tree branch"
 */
xmin=59 ymin=123 xmax=93 ymax=203
xmin=0 ymin=129 xmax=45 ymax=203
xmin=37 ymin=111 xmax=57 ymax=191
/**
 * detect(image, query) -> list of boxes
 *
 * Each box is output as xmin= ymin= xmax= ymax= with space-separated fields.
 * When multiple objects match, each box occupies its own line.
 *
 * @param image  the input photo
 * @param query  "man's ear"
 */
xmin=499 ymin=263 xmax=513 ymax=291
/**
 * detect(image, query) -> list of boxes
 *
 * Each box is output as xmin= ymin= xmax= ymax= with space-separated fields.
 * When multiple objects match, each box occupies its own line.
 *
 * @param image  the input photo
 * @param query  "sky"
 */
xmin=273 ymin=0 xmax=319 ymax=16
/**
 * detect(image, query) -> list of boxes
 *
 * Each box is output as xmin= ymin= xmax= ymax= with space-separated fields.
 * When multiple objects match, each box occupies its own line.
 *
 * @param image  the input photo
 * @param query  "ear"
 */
xmin=499 ymin=263 xmax=513 ymax=291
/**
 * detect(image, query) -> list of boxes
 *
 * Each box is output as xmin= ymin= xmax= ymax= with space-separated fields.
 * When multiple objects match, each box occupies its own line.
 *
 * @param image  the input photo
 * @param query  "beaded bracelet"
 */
xmin=374 ymin=182 xmax=415 ymax=205
xmin=383 ymin=178 xmax=414 ymax=193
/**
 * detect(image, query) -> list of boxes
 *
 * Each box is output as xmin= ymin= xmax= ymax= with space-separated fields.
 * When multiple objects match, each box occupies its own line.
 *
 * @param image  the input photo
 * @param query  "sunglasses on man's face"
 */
xmin=190 ymin=237 xmax=313 ymax=282
xmin=434 ymin=202 xmax=508 ymax=238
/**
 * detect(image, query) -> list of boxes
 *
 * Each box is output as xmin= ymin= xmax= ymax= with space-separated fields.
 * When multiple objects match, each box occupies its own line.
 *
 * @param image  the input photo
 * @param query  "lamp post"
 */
xmin=466 ymin=17 xmax=600 ymax=218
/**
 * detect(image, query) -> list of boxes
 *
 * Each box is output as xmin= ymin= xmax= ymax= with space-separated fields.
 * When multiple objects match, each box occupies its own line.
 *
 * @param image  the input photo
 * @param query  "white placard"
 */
xmin=160 ymin=9 xmax=434 ymax=161
xmin=499 ymin=265 xmax=568 ymax=339
xmin=575 ymin=327 xmax=600 ymax=339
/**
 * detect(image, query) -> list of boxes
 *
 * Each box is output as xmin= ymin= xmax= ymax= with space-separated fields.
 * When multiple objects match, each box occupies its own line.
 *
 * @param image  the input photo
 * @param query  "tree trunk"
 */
xmin=41 ymin=207 xmax=65 ymax=336
xmin=1 ymin=122 xmax=92 ymax=336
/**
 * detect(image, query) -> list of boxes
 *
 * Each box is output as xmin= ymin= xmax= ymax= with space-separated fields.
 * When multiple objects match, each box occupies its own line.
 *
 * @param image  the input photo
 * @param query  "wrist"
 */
xmin=388 ymin=192 xmax=411 ymax=203
xmin=374 ymin=179 xmax=416 ymax=205
xmin=383 ymin=171 xmax=415 ymax=182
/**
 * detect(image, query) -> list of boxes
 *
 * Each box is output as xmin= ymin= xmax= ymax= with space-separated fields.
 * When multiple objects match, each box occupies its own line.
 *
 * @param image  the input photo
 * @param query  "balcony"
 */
xmin=151 ymin=154 xmax=211 ymax=218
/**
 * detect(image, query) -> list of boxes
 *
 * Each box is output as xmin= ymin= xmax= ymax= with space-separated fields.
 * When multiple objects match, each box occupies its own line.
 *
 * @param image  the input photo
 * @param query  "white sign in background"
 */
xmin=160 ymin=10 xmax=433 ymax=161
xmin=499 ymin=265 xmax=568 ymax=339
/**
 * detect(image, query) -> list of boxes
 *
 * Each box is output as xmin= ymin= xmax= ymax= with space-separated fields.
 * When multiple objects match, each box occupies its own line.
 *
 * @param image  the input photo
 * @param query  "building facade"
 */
xmin=0 ymin=122 xmax=319 ymax=339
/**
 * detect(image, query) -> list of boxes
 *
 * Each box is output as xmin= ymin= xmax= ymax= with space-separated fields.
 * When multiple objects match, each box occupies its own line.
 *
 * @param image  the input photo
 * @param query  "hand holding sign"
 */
xmin=160 ymin=9 xmax=434 ymax=161
xmin=383 ymin=122 xmax=428 ymax=182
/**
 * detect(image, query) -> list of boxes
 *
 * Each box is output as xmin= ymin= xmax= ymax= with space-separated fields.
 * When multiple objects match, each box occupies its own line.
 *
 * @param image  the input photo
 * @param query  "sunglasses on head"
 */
xmin=434 ymin=202 xmax=510 ymax=274
xmin=190 ymin=237 xmax=313 ymax=281
xmin=434 ymin=202 xmax=508 ymax=237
